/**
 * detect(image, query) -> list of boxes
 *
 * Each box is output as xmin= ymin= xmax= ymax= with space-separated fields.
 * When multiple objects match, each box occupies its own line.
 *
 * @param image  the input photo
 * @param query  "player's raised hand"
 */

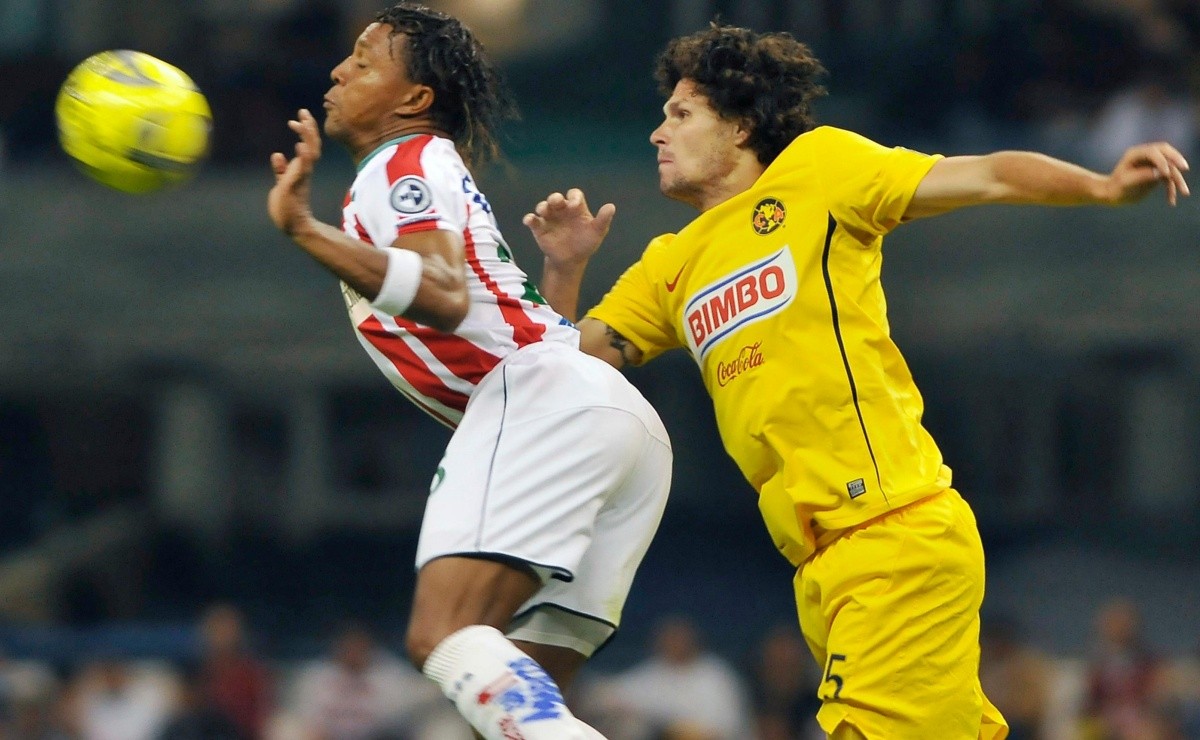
xmin=268 ymin=108 xmax=323 ymax=235
xmin=1105 ymin=141 xmax=1190 ymax=206
xmin=523 ymin=188 xmax=616 ymax=268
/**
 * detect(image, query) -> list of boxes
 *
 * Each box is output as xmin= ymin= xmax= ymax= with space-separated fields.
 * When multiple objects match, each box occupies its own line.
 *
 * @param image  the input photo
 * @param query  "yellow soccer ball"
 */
xmin=55 ymin=50 xmax=212 ymax=194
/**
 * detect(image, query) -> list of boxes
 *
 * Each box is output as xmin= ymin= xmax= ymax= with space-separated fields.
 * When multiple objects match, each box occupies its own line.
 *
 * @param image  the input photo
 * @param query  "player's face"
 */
xmin=650 ymin=79 xmax=746 ymax=210
xmin=324 ymin=22 xmax=420 ymax=146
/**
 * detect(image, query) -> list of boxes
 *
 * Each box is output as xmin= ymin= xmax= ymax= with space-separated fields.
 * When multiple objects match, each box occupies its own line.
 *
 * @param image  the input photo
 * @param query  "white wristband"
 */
xmin=371 ymin=247 xmax=423 ymax=315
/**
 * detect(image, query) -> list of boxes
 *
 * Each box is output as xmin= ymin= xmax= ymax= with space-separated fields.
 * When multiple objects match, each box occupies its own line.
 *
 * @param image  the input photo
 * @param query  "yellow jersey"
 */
xmin=588 ymin=126 xmax=950 ymax=566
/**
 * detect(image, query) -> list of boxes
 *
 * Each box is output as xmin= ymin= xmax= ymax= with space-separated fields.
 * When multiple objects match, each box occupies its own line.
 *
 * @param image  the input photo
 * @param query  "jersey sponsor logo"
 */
xmin=389 ymin=175 xmax=433 ymax=214
xmin=665 ymin=260 xmax=689 ymax=292
xmin=752 ymin=197 xmax=786 ymax=235
xmin=683 ymin=248 xmax=796 ymax=359
xmin=716 ymin=341 xmax=765 ymax=386
xmin=461 ymin=173 xmax=493 ymax=214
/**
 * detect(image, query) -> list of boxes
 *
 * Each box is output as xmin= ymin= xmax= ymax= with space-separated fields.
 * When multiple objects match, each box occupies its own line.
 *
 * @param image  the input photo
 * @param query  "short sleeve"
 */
xmin=586 ymin=235 xmax=681 ymax=364
xmin=352 ymin=137 xmax=470 ymax=248
xmin=809 ymin=127 xmax=941 ymax=242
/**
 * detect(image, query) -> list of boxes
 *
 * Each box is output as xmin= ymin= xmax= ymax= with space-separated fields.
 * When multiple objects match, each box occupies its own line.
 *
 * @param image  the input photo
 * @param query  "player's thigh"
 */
xmin=417 ymin=401 xmax=622 ymax=578
xmin=505 ymin=414 xmax=671 ymax=657
xmin=519 ymin=421 xmax=671 ymax=623
xmin=800 ymin=490 xmax=995 ymax=739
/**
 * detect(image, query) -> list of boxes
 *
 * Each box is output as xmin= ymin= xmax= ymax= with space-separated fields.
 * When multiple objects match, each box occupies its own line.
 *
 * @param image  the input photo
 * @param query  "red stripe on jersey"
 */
xmin=357 ymin=314 xmax=468 ymax=413
xmin=396 ymin=316 xmax=502 ymax=383
xmin=386 ymin=134 xmax=434 ymax=183
xmin=398 ymin=218 xmax=441 ymax=236
xmin=463 ymin=228 xmax=547 ymax=347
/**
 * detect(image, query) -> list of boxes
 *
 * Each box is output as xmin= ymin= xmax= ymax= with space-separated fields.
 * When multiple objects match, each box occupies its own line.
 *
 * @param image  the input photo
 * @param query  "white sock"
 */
xmin=422 ymin=625 xmax=606 ymax=740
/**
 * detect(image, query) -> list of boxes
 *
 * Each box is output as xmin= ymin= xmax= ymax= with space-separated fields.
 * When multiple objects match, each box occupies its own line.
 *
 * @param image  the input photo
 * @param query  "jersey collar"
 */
xmin=356 ymin=134 xmax=424 ymax=172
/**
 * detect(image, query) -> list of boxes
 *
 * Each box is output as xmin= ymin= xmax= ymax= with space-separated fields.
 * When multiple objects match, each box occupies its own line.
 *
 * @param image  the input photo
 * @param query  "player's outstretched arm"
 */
xmin=905 ymin=142 xmax=1191 ymax=220
xmin=268 ymin=109 xmax=468 ymax=332
xmin=523 ymin=188 xmax=616 ymax=322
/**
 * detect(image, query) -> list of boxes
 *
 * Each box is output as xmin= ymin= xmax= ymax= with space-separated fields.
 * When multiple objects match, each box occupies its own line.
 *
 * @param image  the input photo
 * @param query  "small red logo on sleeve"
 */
xmin=665 ymin=261 xmax=689 ymax=292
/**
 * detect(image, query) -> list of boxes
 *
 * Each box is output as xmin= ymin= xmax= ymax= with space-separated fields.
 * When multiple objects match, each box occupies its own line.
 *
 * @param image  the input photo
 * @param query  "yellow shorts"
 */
xmin=796 ymin=489 xmax=1009 ymax=740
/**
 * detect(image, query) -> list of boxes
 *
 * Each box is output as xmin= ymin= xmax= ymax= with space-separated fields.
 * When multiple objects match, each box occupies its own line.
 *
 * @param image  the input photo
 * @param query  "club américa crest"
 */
xmin=752 ymin=197 xmax=786 ymax=235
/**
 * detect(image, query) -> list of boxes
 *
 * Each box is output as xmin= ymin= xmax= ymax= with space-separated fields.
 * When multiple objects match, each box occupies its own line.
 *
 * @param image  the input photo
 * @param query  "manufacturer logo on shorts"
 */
xmin=847 ymin=478 xmax=866 ymax=498
xmin=716 ymin=342 xmax=765 ymax=386
xmin=752 ymin=197 xmax=786 ymax=235
xmin=390 ymin=175 xmax=432 ymax=214
xmin=683 ymin=248 xmax=796 ymax=359
xmin=430 ymin=466 xmax=445 ymax=494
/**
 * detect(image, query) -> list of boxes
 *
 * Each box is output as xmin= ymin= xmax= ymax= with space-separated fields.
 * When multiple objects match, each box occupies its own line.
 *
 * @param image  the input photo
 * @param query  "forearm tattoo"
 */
xmin=605 ymin=325 xmax=638 ymax=364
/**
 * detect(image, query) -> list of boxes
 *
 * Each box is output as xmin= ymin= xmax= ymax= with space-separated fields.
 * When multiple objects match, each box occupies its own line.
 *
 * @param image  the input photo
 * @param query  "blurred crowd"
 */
xmin=1 ymin=597 xmax=1198 ymax=740
xmin=929 ymin=0 xmax=1200 ymax=168
xmin=1 ymin=0 xmax=1198 ymax=169
xmin=1 ymin=2 xmax=1199 ymax=739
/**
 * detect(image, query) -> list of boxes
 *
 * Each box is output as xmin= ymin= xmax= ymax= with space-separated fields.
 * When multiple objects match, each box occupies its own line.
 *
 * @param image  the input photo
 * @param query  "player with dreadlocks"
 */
xmin=267 ymin=5 xmax=673 ymax=738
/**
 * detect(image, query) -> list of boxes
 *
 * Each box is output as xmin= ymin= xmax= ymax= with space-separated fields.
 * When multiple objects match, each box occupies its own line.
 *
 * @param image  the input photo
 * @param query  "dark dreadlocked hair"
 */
xmin=375 ymin=2 xmax=517 ymax=168
xmin=656 ymin=24 xmax=827 ymax=166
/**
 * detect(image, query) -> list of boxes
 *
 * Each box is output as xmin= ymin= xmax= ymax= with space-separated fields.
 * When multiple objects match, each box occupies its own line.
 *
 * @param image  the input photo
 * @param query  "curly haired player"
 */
xmin=525 ymin=22 xmax=1189 ymax=739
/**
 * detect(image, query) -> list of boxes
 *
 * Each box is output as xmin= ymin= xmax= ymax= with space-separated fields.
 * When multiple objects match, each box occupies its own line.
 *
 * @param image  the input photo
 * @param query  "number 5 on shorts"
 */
xmin=824 ymin=653 xmax=847 ymax=699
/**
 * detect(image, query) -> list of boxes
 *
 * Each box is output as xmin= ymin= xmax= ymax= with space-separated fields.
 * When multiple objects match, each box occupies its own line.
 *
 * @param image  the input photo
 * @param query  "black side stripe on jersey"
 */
xmin=821 ymin=214 xmax=886 ymax=503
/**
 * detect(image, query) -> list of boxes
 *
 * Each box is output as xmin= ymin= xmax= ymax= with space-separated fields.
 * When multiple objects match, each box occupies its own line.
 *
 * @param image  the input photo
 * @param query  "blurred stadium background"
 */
xmin=1 ymin=0 xmax=1198 ymax=738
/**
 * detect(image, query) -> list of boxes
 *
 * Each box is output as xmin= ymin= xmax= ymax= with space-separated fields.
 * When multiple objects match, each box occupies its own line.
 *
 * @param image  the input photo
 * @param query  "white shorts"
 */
xmin=414 ymin=341 xmax=672 ymax=656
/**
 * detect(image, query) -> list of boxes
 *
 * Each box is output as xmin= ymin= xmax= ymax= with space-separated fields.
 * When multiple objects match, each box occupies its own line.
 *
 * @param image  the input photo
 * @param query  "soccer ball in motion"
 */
xmin=55 ymin=50 xmax=211 ymax=194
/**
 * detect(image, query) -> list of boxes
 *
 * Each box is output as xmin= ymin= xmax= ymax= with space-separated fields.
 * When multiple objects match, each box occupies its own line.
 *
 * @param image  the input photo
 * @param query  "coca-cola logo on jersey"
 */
xmin=682 ymin=247 xmax=797 ymax=360
xmin=717 ymin=342 xmax=765 ymax=386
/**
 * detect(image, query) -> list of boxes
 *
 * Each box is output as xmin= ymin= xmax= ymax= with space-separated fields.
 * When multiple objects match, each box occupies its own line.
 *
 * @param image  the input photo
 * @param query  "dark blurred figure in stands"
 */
xmin=0 ymin=651 xmax=59 ymax=739
xmin=979 ymin=614 xmax=1053 ymax=740
xmin=1081 ymin=598 xmax=1165 ymax=740
xmin=746 ymin=624 xmax=821 ymax=740
xmin=157 ymin=660 xmax=244 ymax=740
xmin=198 ymin=603 xmax=272 ymax=740
xmin=586 ymin=615 xmax=753 ymax=739
xmin=291 ymin=620 xmax=471 ymax=739
xmin=1152 ymin=630 xmax=1200 ymax=740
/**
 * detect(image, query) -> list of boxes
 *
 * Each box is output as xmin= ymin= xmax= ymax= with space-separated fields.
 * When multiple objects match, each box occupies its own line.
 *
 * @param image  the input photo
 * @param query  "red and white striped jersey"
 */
xmin=340 ymin=134 xmax=578 ymax=427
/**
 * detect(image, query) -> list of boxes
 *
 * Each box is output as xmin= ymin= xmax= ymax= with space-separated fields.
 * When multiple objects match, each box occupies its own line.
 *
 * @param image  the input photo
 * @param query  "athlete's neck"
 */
xmin=351 ymin=124 xmax=452 ymax=166
xmin=693 ymin=158 xmax=767 ymax=212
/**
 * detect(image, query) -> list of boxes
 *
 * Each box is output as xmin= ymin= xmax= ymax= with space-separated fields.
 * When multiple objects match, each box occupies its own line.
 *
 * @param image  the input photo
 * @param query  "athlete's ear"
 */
xmin=732 ymin=119 xmax=752 ymax=147
xmin=396 ymin=85 xmax=435 ymax=118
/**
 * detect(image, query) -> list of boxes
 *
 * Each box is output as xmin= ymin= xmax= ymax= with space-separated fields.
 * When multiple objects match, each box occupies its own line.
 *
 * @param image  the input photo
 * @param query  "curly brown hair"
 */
xmin=655 ymin=24 xmax=827 ymax=166
xmin=376 ymin=2 xmax=517 ymax=167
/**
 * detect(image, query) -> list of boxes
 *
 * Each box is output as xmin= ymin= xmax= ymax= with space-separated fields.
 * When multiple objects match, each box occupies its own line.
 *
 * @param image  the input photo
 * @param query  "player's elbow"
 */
xmin=398 ymin=281 xmax=469 ymax=333
xmin=440 ymin=293 xmax=470 ymax=332
xmin=422 ymin=291 xmax=470 ymax=333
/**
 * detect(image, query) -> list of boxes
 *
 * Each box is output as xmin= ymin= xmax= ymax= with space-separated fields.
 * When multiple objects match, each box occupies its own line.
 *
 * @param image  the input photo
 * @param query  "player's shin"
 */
xmin=422 ymin=624 xmax=606 ymax=740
